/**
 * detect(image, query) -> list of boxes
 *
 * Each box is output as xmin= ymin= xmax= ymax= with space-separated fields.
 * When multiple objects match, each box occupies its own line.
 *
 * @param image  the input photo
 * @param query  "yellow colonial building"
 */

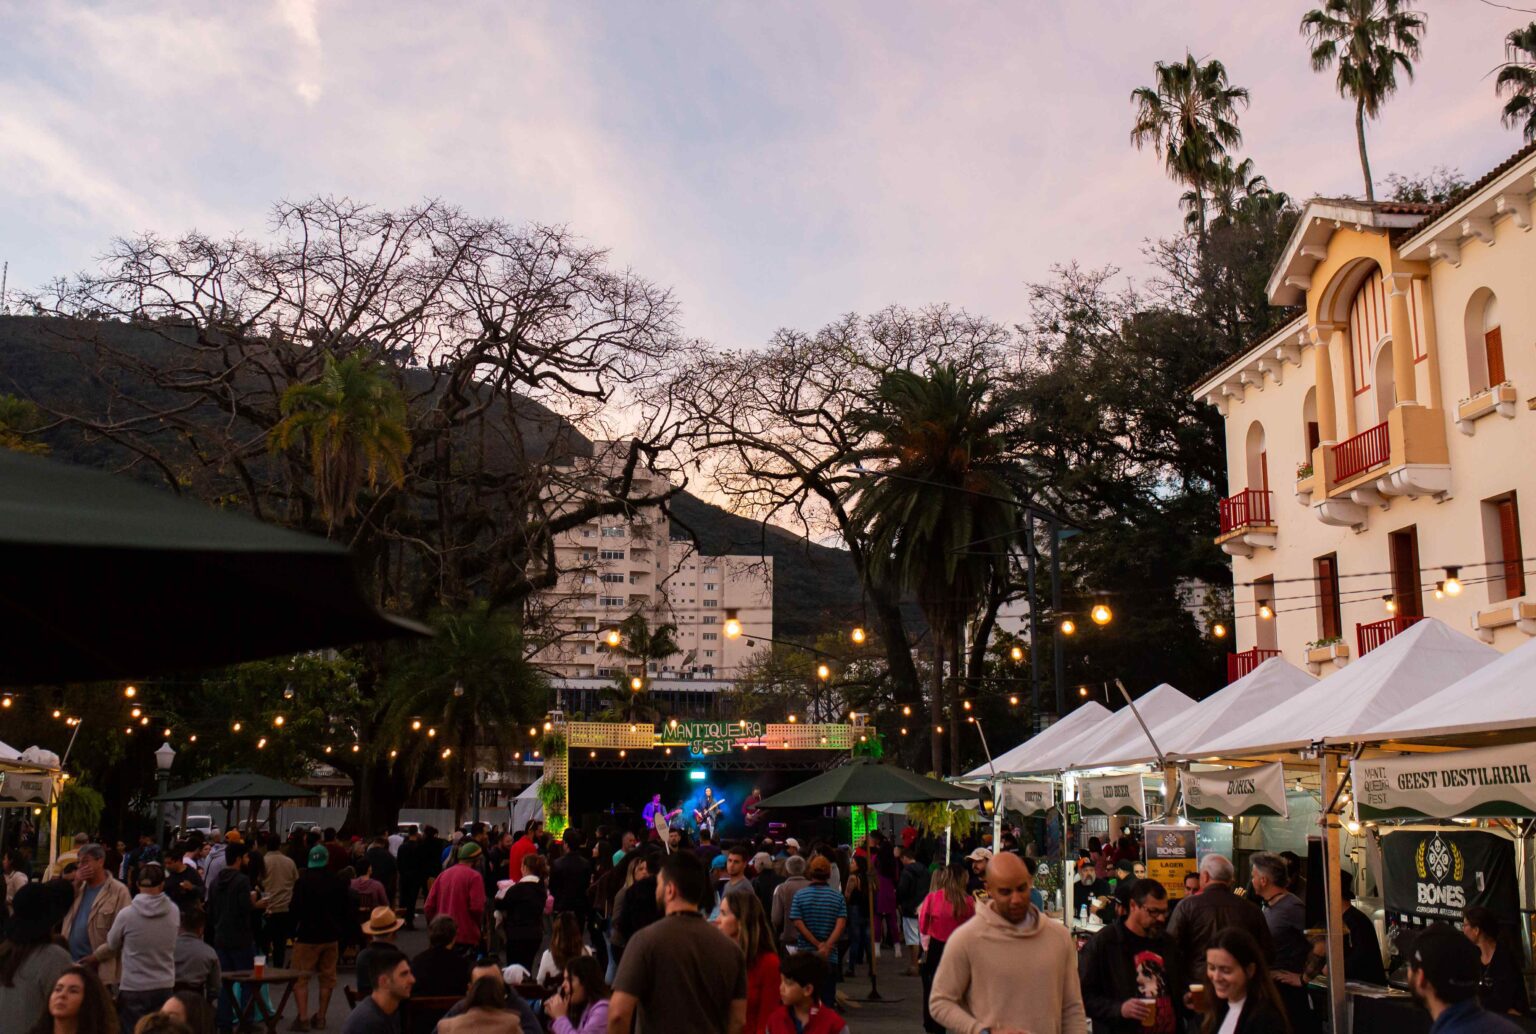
xmin=1195 ymin=143 xmax=1536 ymax=680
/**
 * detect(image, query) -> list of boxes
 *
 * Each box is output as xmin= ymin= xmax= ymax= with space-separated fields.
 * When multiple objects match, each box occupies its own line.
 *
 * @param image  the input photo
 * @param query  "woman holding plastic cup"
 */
xmin=1200 ymin=929 xmax=1290 ymax=1034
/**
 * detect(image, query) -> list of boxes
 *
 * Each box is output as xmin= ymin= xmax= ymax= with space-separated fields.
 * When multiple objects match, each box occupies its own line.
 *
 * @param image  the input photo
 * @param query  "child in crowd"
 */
xmin=767 ymin=952 xmax=847 ymax=1034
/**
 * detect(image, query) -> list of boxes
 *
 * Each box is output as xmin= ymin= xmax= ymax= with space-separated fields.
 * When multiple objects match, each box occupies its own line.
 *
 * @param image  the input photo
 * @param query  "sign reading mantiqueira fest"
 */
xmin=1077 ymin=774 xmax=1146 ymax=818
xmin=669 ymin=721 xmax=763 ymax=755
xmin=1182 ymin=762 xmax=1289 ymax=818
xmin=1352 ymin=744 xmax=1536 ymax=820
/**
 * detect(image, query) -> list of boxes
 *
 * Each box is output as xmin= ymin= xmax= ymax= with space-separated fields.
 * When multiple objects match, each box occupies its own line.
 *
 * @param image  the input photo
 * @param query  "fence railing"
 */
xmin=1333 ymin=421 xmax=1391 ymax=482
xmin=1219 ymin=489 xmax=1274 ymax=534
xmin=1356 ymin=615 xmax=1425 ymax=656
xmin=1227 ymin=647 xmax=1282 ymax=683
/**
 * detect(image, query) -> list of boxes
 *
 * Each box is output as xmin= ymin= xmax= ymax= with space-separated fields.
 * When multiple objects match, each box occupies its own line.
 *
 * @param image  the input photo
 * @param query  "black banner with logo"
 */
xmin=1382 ymin=829 xmax=1517 ymax=932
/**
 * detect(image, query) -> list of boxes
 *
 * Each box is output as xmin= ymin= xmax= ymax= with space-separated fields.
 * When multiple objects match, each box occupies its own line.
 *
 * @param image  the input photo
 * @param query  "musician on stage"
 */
xmin=694 ymin=787 xmax=725 ymax=838
xmin=743 ymin=787 xmax=763 ymax=835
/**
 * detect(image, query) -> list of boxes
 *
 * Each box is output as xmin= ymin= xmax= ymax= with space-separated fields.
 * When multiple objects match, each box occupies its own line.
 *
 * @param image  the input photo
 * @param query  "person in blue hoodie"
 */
xmin=1408 ymin=924 xmax=1523 ymax=1034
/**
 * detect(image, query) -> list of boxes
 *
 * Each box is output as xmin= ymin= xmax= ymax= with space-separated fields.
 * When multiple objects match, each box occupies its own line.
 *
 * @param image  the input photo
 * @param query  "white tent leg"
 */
xmin=1321 ymin=752 xmax=1349 ymax=1034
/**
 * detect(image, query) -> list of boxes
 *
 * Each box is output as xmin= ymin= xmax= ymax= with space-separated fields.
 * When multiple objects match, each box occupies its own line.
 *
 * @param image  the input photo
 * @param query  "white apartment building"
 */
xmin=533 ymin=444 xmax=773 ymax=680
xmin=1195 ymin=142 xmax=1536 ymax=681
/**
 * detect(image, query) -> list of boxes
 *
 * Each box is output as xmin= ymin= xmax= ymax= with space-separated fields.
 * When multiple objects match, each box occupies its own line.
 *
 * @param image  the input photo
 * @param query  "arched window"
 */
xmin=1464 ymin=289 xmax=1504 ymax=393
xmin=1374 ymin=342 xmax=1396 ymax=424
xmin=1302 ymin=387 xmax=1320 ymax=455
xmin=1245 ymin=421 xmax=1268 ymax=493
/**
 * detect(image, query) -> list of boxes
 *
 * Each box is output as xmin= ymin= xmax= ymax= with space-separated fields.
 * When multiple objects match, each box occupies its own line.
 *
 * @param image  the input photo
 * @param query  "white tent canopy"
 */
xmin=509 ymin=776 xmax=543 ymax=833
xmin=1353 ymin=633 xmax=1536 ymax=743
xmin=962 ymin=701 xmax=1112 ymax=780
xmin=1034 ymin=684 xmax=1198 ymax=772
xmin=1113 ymin=657 xmax=1316 ymax=765
xmin=1199 ymin=619 xmax=1498 ymax=757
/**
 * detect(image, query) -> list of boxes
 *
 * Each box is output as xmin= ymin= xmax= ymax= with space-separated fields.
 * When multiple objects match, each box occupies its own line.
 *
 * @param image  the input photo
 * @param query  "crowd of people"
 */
xmin=0 ymin=819 xmax=1529 ymax=1034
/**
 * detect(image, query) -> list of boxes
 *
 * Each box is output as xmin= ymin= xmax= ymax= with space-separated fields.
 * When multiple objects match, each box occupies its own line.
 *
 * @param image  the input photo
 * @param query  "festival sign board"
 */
xmin=1143 ymin=823 xmax=1199 ymax=900
xmin=1001 ymin=780 xmax=1056 ymax=817
xmin=0 ymin=770 xmax=51 ymax=806
xmin=1381 ymin=828 xmax=1518 ymax=937
xmin=1077 ymin=774 xmax=1146 ymax=818
xmin=1353 ymin=744 xmax=1536 ymax=820
xmin=1182 ymin=762 xmax=1289 ymax=818
xmin=668 ymin=720 xmax=764 ymax=755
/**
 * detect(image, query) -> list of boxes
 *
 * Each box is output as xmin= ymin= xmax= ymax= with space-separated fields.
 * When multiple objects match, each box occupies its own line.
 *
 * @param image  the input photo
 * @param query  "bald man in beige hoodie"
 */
xmin=929 ymin=852 xmax=1086 ymax=1034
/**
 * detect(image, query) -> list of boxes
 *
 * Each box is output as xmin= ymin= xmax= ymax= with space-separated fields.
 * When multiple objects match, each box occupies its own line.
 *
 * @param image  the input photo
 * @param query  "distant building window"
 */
xmin=601 ymin=527 xmax=626 ymax=538
xmin=704 ymin=650 xmax=716 ymax=658
xmin=599 ymin=596 xmax=625 ymax=607
xmin=702 ymin=632 xmax=719 ymax=641
xmin=600 ymin=549 xmax=625 ymax=560
xmin=703 ymin=600 xmax=719 ymax=608
xmin=704 ymin=566 xmax=719 ymax=575
xmin=704 ymin=582 xmax=717 ymax=591
xmin=601 ymin=573 xmax=625 ymax=583
xmin=578 ymin=646 xmax=591 ymax=655
xmin=581 ymin=530 xmax=594 ymax=538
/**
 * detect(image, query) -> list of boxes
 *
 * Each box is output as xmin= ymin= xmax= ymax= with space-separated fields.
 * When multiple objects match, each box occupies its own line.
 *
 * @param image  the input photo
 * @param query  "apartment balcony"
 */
xmin=1313 ymin=406 xmax=1451 ymax=529
xmin=1227 ymin=648 xmax=1281 ymax=683
xmin=1356 ymin=615 xmax=1425 ymax=656
xmin=1215 ymin=489 xmax=1276 ymax=558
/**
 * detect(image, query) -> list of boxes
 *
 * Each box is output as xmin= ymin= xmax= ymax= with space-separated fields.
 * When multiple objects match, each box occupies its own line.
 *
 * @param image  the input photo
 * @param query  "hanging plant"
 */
xmin=58 ymin=781 xmax=104 ymax=836
xmin=905 ymin=798 xmax=977 ymax=838
xmin=537 ymin=779 xmax=566 ymax=812
xmin=540 ymin=731 xmax=566 ymax=758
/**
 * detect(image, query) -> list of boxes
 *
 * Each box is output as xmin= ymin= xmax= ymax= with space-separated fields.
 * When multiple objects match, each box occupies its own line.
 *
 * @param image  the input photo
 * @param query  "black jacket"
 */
xmin=1166 ymin=885 xmax=1274 ymax=988
xmin=614 ymin=874 xmax=661 ymax=943
xmin=1078 ymin=919 xmax=1187 ymax=1034
xmin=753 ymin=869 xmax=783 ymax=917
xmin=291 ymin=868 xmax=351 ymax=944
xmin=549 ymin=853 xmax=592 ymax=915
xmin=896 ymin=861 xmax=928 ymax=917
xmin=497 ymin=879 xmax=547 ymax=940
xmin=208 ymin=867 xmax=255 ymax=950
xmin=1207 ymin=994 xmax=1290 ymax=1034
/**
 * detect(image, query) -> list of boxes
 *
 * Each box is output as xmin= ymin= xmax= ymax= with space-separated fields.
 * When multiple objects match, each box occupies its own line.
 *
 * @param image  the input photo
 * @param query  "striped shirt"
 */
xmin=790 ymin=883 xmax=848 ymax=962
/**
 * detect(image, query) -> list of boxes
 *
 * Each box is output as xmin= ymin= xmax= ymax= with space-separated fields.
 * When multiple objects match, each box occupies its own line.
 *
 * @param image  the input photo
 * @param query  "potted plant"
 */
xmin=1304 ymin=636 xmax=1349 ymax=668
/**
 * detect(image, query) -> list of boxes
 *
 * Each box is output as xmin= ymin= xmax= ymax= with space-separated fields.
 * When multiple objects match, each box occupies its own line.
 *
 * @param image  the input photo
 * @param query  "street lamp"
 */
xmin=154 ymin=742 xmax=176 ymax=847
xmin=722 ymin=609 xmax=743 ymax=640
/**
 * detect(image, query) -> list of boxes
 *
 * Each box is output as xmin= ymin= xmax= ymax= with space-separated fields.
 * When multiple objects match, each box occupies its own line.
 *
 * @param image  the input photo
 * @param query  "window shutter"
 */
xmin=1499 ymin=496 xmax=1525 ymax=600
xmin=1317 ymin=555 xmax=1341 ymax=640
xmin=1486 ymin=327 xmax=1506 ymax=387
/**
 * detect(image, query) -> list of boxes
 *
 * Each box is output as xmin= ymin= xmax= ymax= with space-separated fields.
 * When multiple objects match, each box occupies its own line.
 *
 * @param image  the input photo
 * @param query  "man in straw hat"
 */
xmin=354 ymin=906 xmax=405 ymax=995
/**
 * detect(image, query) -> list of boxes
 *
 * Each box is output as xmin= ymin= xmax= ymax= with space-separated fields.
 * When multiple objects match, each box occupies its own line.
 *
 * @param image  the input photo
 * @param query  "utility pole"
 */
xmin=1026 ymin=512 xmax=1041 ymax=730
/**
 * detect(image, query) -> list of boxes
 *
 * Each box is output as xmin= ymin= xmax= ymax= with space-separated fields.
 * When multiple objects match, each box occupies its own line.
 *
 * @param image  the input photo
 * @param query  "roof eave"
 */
xmin=1397 ymin=149 xmax=1536 ymax=263
xmin=1267 ymin=200 xmax=1426 ymax=306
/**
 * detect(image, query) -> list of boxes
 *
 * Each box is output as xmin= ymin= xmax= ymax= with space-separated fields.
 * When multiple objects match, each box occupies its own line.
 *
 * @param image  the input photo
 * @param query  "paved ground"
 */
xmin=289 ymin=927 xmax=930 ymax=1032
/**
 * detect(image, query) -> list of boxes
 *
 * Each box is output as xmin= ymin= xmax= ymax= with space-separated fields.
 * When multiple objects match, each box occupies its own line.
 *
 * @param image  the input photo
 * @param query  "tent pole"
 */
xmin=1061 ymin=777 xmax=1075 ymax=923
xmin=1320 ymin=751 xmax=1349 ymax=1034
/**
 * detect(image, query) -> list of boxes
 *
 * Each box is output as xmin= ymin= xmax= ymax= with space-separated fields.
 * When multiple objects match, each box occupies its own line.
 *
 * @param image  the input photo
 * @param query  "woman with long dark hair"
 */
xmin=918 ymin=863 xmax=974 ymax=1034
xmin=157 ymin=991 xmax=214 ymax=1034
xmin=497 ymin=853 xmax=548 ymax=971
xmin=28 ymin=965 xmax=118 ymax=1034
xmin=544 ymin=955 xmax=611 ymax=1034
xmin=1201 ymin=928 xmax=1290 ymax=1034
xmin=0 ymin=885 xmax=73 ymax=1032
xmin=843 ymin=854 xmax=871 ymax=979
xmin=536 ymin=912 xmax=592 ymax=985
xmin=1464 ymin=905 xmax=1529 ymax=1016
xmin=715 ymin=888 xmax=779 ymax=1034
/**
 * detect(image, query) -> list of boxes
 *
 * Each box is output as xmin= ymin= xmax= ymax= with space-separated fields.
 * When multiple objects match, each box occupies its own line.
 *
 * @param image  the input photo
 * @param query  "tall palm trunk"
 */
xmin=1194 ymin=181 xmax=1208 ymax=245
xmin=948 ymin=633 xmax=963 ymax=775
xmin=929 ymin=634 xmax=946 ymax=776
xmin=1355 ymin=99 xmax=1374 ymax=201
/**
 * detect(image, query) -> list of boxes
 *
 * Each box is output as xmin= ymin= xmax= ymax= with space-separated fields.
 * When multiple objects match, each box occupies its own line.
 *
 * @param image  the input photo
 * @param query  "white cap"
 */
xmin=785 ymin=838 xmax=801 ymax=850
xmin=966 ymin=848 xmax=994 ymax=862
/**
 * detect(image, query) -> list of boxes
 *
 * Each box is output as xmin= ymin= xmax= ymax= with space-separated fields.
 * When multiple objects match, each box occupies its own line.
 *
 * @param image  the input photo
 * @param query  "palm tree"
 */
xmin=1131 ymin=54 xmax=1250 ymax=241
xmin=1180 ymin=157 xmax=1274 ymax=233
xmin=268 ymin=352 xmax=412 ymax=527
xmin=848 ymin=365 xmax=1026 ymax=775
xmin=1497 ymin=23 xmax=1536 ymax=142
xmin=596 ymin=612 xmax=682 ymax=722
xmin=1301 ymin=0 xmax=1426 ymax=201
xmin=382 ymin=602 xmax=549 ymax=819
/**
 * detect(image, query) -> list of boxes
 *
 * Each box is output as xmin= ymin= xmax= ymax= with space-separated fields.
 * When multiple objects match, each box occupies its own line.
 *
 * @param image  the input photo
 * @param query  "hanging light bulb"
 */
xmin=935 ymin=725 xmax=943 ymax=735
xmin=232 ymin=721 xmax=243 ymax=733
xmin=123 ymin=685 xmax=137 ymax=699
xmin=1060 ymin=619 xmax=1077 ymax=636
xmin=1009 ymin=645 xmax=1024 ymax=662
xmin=1258 ymin=602 xmax=1274 ymax=621
xmin=1091 ymin=603 xmax=1113 ymax=626
xmin=411 ymin=719 xmax=422 ymax=731
xmin=257 ymin=737 xmax=268 ymax=749
xmin=453 ymin=681 xmax=465 ymax=697
xmin=850 ymin=626 xmax=867 ymax=645
xmin=51 ymin=708 xmax=61 ymax=719
xmin=603 ymin=628 xmax=622 ymax=648
xmin=130 ymin=707 xmax=141 ymax=718
xmin=1434 ymin=582 xmax=1445 ymax=600
xmin=283 ymin=684 xmax=295 ymax=700
xmin=901 ymin=705 xmax=911 ymax=717
xmin=441 ymin=747 xmax=452 ymax=759
xmin=427 ymin=727 xmax=437 ymax=738
xmin=0 ymin=695 xmax=11 ymax=709
xmin=1383 ymin=595 xmax=1397 ymax=614
xmin=139 ymin=716 xmax=149 ymax=726
xmin=816 ymin=663 xmax=831 ymax=681
xmin=1008 ymin=695 xmax=1019 ymax=706
xmin=124 ymin=726 xmax=133 ymax=735
xmin=351 ymin=743 xmax=361 ymax=752
xmin=630 ymin=676 xmax=644 ymax=692
xmin=722 ymin=608 xmax=743 ymax=639
xmin=389 ymin=748 xmax=398 ymax=758
xmin=324 ymin=745 xmax=332 ymax=754
xmin=1212 ymin=623 xmax=1228 ymax=639
xmin=962 ymin=699 xmax=972 ymax=711
xmin=1079 ymin=686 xmax=1089 ymax=697
xmin=533 ymin=750 xmax=541 ymax=758
xmin=619 ymin=749 xmax=627 ymax=757
xmin=273 ymin=715 xmax=285 ymax=727
xmin=188 ymin=734 xmax=197 ymax=743
xmin=787 ymin=714 xmax=797 ymax=723
xmin=1443 ymin=567 xmax=1463 ymax=596
xmin=162 ymin=727 xmax=172 ymax=738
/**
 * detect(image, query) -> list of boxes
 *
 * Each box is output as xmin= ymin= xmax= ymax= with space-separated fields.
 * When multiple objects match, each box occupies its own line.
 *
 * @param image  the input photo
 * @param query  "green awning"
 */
xmin=756 ymin=757 xmax=974 ymax=808
xmin=154 ymin=771 xmax=318 ymax=803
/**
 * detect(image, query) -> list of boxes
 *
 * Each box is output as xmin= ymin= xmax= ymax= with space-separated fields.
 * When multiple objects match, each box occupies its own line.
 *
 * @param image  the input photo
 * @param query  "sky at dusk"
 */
xmin=2 ymin=1 xmax=1532 ymax=350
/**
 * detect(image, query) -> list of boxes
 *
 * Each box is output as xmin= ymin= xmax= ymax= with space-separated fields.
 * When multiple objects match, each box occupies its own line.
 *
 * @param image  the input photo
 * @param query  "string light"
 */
xmin=257 ymin=737 xmax=268 ymax=749
xmin=935 ymin=725 xmax=944 ymax=734
xmin=324 ymin=745 xmax=332 ymax=754
xmin=139 ymin=716 xmax=149 ymax=726
xmin=0 ymin=695 xmax=11 ymax=709
xmin=453 ymin=681 xmax=465 ymax=697
xmin=1434 ymin=582 xmax=1445 ymax=600
xmin=664 ymin=747 xmax=671 ymax=755
xmin=590 ymin=751 xmax=597 ymax=758
xmin=427 ymin=728 xmax=437 ymax=738
xmin=962 ymin=700 xmax=972 ymax=711
xmin=619 ymin=749 xmax=627 ymax=757
xmin=533 ymin=750 xmax=541 ymax=758
xmin=529 ymin=728 xmax=537 ymax=737
xmin=1060 ymin=619 xmax=1077 ymax=636
xmin=603 ymin=628 xmax=622 ymax=647
xmin=1008 ymin=695 xmax=1018 ymax=706
xmin=723 ymin=615 xmax=743 ymax=639
xmin=1212 ymin=623 xmax=1228 ymax=638
xmin=283 ymin=684 xmax=295 ymax=700
xmin=1079 ymin=686 xmax=1089 ymax=697
xmin=162 ymin=728 xmax=172 ymax=738
xmin=232 ymin=721 xmax=242 ymax=733
xmin=188 ymin=734 xmax=197 ymax=743
xmin=441 ymin=747 xmax=452 ymax=759
xmin=787 ymin=715 xmax=797 ymax=723
xmin=901 ymin=705 xmax=911 ymax=717
xmin=1009 ymin=645 xmax=1024 ymax=662
xmin=389 ymin=749 xmax=398 ymax=758
xmin=1443 ymin=567 xmax=1463 ymax=596
xmin=411 ymin=719 xmax=422 ymax=731
xmin=816 ymin=664 xmax=831 ymax=681
xmin=630 ymin=676 xmax=644 ymax=691
xmin=1383 ymin=595 xmax=1397 ymax=614
xmin=273 ymin=715 xmax=285 ymax=727
xmin=130 ymin=707 xmax=142 ymax=718
xmin=850 ymin=626 xmax=867 ymax=644
xmin=1091 ymin=604 xmax=1113 ymax=626
xmin=51 ymin=708 xmax=61 ymax=719
xmin=351 ymin=743 xmax=361 ymax=753
xmin=1258 ymin=602 xmax=1274 ymax=620
xmin=124 ymin=726 xmax=133 ymax=735
xmin=900 ymin=727 xmax=908 ymax=736
xmin=123 ymin=685 xmax=137 ymax=699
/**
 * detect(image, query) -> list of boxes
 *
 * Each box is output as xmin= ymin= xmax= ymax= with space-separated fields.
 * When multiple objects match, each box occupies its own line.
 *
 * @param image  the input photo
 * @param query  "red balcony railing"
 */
xmin=1333 ymin=421 xmax=1391 ymax=482
xmin=1227 ymin=648 xmax=1282 ymax=683
xmin=1356 ymin=615 xmax=1425 ymax=657
xmin=1219 ymin=489 xmax=1273 ymax=534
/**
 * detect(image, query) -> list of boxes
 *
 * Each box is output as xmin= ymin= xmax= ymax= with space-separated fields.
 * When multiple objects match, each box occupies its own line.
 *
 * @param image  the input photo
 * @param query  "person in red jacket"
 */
xmin=767 ymin=952 xmax=846 ymax=1034
xmin=715 ymin=887 xmax=780 ymax=1034
xmin=424 ymin=842 xmax=487 ymax=950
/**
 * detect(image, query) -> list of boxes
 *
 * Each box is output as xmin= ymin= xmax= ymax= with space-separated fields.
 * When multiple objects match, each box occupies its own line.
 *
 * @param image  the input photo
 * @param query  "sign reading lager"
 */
xmin=672 ymin=721 xmax=763 ymax=755
xmin=1143 ymin=823 xmax=1198 ymax=900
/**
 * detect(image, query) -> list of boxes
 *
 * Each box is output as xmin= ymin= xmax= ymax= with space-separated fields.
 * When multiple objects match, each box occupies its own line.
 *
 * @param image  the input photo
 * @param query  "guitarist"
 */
xmin=693 ymin=787 xmax=725 ymax=839
xmin=743 ymin=787 xmax=764 ymax=835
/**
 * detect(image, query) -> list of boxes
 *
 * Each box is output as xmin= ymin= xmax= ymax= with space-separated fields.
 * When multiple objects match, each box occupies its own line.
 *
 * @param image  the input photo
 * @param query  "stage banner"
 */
xmin=1183 ymin=763 xmax=1289 ymax=818
xmin=1353 ymin=744 xmax=1536 ymax=820
xmin=0 ymin=770 xmax=51 ymax=806
xmin=1381 ymin=828 xmax=1518 ymax=932
xmin=1078 ymin=774 xmax=1146 ymax=818
xmin=1001 ymin=781 xmax=1056 ymax=817
xmin=1143 ymin=823 xmax=1198 ymax=900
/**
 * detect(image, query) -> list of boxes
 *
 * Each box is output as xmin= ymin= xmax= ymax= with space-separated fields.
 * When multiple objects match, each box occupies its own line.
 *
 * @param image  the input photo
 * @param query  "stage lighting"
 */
xmin=688 ymin=769 xmax=707 ymax=782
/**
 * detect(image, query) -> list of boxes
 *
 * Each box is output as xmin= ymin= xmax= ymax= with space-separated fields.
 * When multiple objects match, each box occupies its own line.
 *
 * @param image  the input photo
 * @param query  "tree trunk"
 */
xmin=1195 ymin=181 xmax=1208 ymax=245
xmin=1356 ymin=100 xmax=1374 ymax=201
xmin=340 ymin=758 xmax=410 ymax=837
xmin=948 ymin=634 xmax=962 ymax=775
xmin=929 ymin=633 xmax=945 ymax=776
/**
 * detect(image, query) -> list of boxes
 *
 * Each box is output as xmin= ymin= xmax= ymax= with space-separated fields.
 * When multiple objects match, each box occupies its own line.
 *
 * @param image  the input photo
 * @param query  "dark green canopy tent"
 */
xmin=0 ymin=450 xmax=427 ymax=683
xmin=754 ymin=756 xmax=975 ymax=808
xmin=154 ymin=770 xmax=319 ymax=836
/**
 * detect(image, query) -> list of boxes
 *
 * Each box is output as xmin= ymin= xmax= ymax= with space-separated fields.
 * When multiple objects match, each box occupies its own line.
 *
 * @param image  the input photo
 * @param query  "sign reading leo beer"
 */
xmin=670 ymin=721 xmax=763 ymax=755
xmin=1077 ymin=775 xmax=1146 ymax=818
xmin=1143 ymin=823 xmax=1198 ymax=900
xmin=1353 ymin=744 xmax=1536 ymax=820
xmin=1382 ymin=828 xmax=1517 ymax=931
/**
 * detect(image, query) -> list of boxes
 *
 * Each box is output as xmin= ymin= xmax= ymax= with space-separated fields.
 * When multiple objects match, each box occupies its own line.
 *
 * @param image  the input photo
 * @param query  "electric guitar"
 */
xmin=694 ymin=798 xmax=724 ymax=829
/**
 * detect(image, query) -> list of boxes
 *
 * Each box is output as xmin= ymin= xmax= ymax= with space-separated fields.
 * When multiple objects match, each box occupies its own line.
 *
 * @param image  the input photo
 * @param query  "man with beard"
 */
xmin=1407 ymin=923 xmax=1522 ymax=1034
xmin=1078 ymin=878 xmax=1185 ymax=1034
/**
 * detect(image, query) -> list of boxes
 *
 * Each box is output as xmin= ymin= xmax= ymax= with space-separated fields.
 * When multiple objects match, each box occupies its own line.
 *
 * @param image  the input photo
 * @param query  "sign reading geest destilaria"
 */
xmin=1077 ymin=774 xmax=1146 ymax=818
xmin=1353 ymin=743 xmax=1536 ymax=821
xmin=1182 ymin=762 xmax=1289 ymax=819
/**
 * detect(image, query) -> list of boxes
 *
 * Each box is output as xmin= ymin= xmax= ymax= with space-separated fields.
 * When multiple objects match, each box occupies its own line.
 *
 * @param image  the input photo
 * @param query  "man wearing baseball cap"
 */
xmin=966 ymin=847 xmax=992 ymax=893
xmin=1408 ymin=924 xmax=1522 ymax=1033
xmin=424 ymin=840 xmax=487 ymax=950
xmin=291 ymin=843 xmax=350 ymax=1029
xmin=86 ymin=861 xmax=179 ymax=1031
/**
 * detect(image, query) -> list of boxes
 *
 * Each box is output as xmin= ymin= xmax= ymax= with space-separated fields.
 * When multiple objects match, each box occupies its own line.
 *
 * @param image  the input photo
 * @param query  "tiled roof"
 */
xmin=1308 ymin=196 xmax=1443 ymax=216
xmin=1398 ymin=137 xmax=1536 ymax=239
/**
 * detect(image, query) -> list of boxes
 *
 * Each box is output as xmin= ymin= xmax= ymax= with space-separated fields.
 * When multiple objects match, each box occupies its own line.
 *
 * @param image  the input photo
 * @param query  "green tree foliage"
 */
xmin=1130 ymin=54 xmax=1250 ymax=241
xmin=1301 ymin=0 xmax=1426 ymax=201
xmin=1499 ymin=23 xmax=1536 ymax=142
xmin=591 ymin=612 xmax=680 ymax=722
xmin=0 ymin=393 xmax=48 ymax=454
xmin=1381 ymin=167 xmax=1470 ymax=205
